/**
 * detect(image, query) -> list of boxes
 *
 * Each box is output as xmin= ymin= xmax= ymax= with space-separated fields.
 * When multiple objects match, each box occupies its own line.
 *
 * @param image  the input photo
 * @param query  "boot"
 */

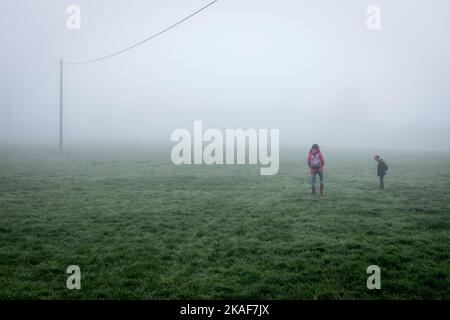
xmin=312 ymin=187 xmax=316 ymax=195
xmin=320 ymin=184 xmax=324 ymax=196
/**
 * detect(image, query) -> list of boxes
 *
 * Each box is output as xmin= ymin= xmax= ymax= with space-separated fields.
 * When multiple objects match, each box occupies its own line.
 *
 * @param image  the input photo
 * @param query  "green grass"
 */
xmin=0 ymin=145 xmax=449 ymax=299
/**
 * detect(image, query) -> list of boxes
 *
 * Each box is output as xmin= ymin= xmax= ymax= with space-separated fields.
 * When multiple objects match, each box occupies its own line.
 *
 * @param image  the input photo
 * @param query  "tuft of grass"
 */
xmin=0 ymin=146 xmax=449 ymax=299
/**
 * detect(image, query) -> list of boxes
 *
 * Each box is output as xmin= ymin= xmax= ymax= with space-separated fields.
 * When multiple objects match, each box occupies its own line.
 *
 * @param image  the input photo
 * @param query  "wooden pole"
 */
xmin=59 ymin=59 xmax=63 ymax=152
xmin=6 ymin=89 xmax=10 ymax=136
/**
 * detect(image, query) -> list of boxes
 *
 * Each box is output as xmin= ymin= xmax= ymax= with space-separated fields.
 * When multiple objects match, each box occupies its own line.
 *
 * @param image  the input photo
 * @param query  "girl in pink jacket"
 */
xmin=307 ymin=144 xmax=325 ymax=195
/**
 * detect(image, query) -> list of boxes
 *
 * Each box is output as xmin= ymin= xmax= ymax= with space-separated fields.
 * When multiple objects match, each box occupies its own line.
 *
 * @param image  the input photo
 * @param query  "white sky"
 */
xmin=1 ymin=0 xmax=449 ymax=150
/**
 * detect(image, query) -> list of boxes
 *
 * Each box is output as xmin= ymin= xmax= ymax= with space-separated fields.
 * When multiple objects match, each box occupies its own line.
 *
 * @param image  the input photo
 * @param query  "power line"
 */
xmin=13 ymin=62 xmax=59 ymax=100
xmin=28 ymin=62 xmax=59 ymax=94
xmin=65 ymin=0 xmax=219 ymax=65
xmin=12 ymin=0 xmax=219 ymax=95
xmin=6 ymin=1 xmax=219 ymax=150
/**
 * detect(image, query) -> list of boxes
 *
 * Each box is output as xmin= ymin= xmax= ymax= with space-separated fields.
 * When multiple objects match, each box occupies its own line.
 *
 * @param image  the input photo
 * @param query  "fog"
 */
xmin=1 ymin=0 xmax=449 ymax=151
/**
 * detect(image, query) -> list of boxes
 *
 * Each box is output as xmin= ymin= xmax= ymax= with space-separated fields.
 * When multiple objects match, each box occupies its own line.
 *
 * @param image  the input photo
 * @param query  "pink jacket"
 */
xmin=307 ymin=150 xmax=325 ymax=173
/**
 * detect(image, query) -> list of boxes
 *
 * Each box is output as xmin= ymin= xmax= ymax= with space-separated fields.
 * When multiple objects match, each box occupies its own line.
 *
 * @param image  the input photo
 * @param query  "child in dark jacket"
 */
xmin=374 ymin=155 xmax=388 ymax=190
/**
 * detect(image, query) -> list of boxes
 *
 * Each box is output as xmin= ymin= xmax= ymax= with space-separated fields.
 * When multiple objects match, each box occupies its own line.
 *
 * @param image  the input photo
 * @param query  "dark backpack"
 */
xmin=380 ymin=160 xmax=389 ymax=173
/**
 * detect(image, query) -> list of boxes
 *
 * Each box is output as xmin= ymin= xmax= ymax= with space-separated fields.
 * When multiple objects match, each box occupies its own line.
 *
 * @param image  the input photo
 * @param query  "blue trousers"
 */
xmin=311 ymin=171 xmax=324 ymax=187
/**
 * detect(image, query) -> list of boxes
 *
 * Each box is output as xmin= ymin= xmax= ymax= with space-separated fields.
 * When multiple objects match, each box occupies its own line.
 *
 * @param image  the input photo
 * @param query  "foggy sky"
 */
xmin=1 ymin=0 xmax=450 ymax=151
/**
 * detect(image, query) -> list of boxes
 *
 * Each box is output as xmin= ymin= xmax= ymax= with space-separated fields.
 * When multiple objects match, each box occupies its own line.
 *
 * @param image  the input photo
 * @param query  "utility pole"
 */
xmin=59 ymin=59 xmax=64 ymax=152
xmin=6 ymin=89 xmax=10 ymax=137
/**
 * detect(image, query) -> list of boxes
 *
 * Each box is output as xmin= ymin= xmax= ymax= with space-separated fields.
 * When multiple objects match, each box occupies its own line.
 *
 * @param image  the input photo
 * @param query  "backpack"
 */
xmin=310 ymin=154 xmax=321 ymax=170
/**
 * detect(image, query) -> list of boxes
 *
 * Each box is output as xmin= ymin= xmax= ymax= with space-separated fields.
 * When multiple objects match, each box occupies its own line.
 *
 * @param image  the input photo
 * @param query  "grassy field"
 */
xmin=0 ymin=145 xmax=449 ymax=299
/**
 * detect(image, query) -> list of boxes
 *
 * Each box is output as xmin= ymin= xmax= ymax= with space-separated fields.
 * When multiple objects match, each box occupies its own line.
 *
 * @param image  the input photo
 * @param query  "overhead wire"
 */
xmin=13 ymin=61 xmax=60 ymax=101
xmin=64 ymin=0 xmax=219 ymax=65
